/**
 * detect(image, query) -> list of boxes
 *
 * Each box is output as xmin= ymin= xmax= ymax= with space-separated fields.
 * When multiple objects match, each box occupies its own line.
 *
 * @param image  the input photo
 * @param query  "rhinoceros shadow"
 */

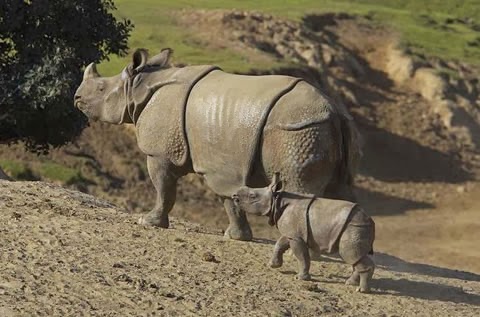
xmin=374 ymin=253 xmax=480 ymax=282
xmin=327 ymin=252 xmax=480 ymax=305
xmin=373 ymin=277 xmax=480 ymax=305
xmin=373 ymin=253 xmax=480 ymax=304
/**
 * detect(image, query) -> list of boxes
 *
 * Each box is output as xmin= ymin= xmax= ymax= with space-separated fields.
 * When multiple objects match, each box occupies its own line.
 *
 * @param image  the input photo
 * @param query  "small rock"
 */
xmin=456 ymin=186 xmax=466 ymax=193
xmin=303 ymin=284 xmax=327 ymax=293
xmin=202 ymin=251 xmax=219 ymax=263
xmin=113 ymin=262 xmax=126 ymax=269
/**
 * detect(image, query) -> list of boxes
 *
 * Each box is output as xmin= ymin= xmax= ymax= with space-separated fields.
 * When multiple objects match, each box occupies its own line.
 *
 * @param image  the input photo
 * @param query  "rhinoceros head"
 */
xmin=74 ymin=48 xmax=172 ymax=124
xmin=232 ymin=173 xmax=282 ymax=216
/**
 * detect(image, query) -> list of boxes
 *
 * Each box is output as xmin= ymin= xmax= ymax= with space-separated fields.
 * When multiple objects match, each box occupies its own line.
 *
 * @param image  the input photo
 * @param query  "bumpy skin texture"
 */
xmin=74 ymin=48 xmax=361 ymax=241
xmin=233 ymin=177 xmax=375 ymax=292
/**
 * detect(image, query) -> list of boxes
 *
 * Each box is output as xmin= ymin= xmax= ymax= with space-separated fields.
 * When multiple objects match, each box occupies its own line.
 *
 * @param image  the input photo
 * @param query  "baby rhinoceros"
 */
xmin=232 ymin=174 xmax=375 ymax=293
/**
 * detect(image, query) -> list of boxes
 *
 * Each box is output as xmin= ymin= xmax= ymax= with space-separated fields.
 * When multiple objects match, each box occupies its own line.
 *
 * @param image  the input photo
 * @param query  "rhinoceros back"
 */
xmin=186 ymin=70 xmax=301 ymax=196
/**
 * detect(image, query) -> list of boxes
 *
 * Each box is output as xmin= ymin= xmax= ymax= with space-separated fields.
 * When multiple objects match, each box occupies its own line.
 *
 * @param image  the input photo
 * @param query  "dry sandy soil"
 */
xmin=1 ymin=180 xmax=479 ymax=316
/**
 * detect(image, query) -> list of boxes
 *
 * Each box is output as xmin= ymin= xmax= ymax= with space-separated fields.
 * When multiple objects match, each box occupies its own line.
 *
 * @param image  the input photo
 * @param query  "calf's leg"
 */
xmin=345 ymin=266 xmax=360 ymax=286
xmin=290 ymin=238 xmax=311 ymax=280
xmin=270 ymin=236 xmax=290 ymax=268
xmin=353 ymin=255 xmax=375 ymax=293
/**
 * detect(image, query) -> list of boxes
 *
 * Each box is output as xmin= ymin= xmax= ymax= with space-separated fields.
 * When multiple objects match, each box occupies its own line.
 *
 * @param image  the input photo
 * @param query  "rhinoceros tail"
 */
xmin=369 ymin=217 xmax=375 ymax=255
xmin=325 ymin=114 xmax=363 ymax=201
xmin=340 ymin=116 xmax=363 ymax=187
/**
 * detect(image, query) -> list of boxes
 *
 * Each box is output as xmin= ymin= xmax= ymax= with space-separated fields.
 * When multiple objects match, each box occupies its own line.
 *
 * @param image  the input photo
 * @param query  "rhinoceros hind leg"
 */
xmin=138 ymin=156 xmax=179 ymax=228
xmin=345 ymin=266 xmax=360 ymax=286
xmin=353 ymin=255 xmax=375 ymax=293
xmin=224 ymin=199 xmax=253 ymax=241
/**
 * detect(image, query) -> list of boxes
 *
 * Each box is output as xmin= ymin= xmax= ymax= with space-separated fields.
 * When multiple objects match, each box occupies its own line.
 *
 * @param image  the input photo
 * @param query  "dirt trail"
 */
xmin=1 ymin=181 xmax=479 ymax=316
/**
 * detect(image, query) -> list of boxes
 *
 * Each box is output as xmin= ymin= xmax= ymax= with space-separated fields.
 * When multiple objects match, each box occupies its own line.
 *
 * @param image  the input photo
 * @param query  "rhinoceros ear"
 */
xmin=128 ymin=48 xmax=149 ymax=76
xmin=147 ymin=48 xmax=173 ymax=68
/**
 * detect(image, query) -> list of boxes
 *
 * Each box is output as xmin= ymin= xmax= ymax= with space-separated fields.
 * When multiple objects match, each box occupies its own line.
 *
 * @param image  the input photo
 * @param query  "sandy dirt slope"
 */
xmin=1 ymin=180 xmax=479 ymax=317
xmin=0 ymin=13 xmax=480 ymax=302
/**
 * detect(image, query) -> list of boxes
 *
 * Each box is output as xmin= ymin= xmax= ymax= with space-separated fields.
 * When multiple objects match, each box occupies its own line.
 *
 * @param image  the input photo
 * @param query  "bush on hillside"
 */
xmin=0 ymin=0 xmax=133 ymax=153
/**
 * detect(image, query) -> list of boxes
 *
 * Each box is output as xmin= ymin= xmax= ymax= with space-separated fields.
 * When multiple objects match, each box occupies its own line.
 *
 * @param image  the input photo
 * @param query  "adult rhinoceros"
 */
xmin=74 ymin=48 xmax=361 ymax=241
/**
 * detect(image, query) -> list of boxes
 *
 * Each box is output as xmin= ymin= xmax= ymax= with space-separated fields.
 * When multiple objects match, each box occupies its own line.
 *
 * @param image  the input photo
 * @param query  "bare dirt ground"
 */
xmin=1 ymin=180 xmax=479 ymax=316
xmin=1 ymin=10 xmax=480 ymax=315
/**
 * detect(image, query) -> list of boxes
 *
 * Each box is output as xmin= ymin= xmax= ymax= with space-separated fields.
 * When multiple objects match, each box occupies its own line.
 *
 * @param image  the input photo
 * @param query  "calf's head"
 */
xmin=74 ymin=48 xmax=172 ymax=124
xmin=232 ymin=173 xmax=282 ymax=216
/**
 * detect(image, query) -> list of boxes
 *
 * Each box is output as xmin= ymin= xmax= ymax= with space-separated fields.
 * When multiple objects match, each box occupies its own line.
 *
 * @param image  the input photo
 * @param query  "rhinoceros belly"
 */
xmin=185 ymin=70 xmax=300 ymax=196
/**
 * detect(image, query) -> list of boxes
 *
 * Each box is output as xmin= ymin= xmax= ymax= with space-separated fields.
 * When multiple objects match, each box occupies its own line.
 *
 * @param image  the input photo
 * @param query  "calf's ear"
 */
xmin=269 ymin=172 xmax=283 ymax=192
xmin=231 ymin=194 xmax=240 ymax=205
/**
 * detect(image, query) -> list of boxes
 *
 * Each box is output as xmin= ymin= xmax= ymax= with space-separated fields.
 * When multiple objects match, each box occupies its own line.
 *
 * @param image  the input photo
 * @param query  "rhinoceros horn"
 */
xmin=83 ymin=63 xmax=100 ymax=80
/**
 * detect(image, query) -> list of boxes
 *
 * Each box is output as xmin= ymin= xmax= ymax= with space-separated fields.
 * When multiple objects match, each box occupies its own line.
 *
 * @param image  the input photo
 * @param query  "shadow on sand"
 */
xmin=375 ymin=253 xmax=480 ymax=282
xmin=372 ymin=253 xmax=480 ymax=306
xmin=373 ymin=277 xmax=480 ymax=306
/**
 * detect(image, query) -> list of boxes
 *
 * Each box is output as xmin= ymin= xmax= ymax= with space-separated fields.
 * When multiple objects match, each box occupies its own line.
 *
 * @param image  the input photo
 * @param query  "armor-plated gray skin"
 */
xmin=232 ymin=174 xmax=375 ymax=292
xmin=74 ymin=48 xmax=362 ymax=241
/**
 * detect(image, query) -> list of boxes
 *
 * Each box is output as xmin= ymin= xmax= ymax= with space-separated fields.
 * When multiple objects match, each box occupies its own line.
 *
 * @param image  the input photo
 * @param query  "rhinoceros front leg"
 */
xmin=270 ymin=236 xmax=290 ymax=268
xmin=138 ymin=156 xmax=178 ymax=228
xmin=224 ymin=198 xmax=253 ymax=241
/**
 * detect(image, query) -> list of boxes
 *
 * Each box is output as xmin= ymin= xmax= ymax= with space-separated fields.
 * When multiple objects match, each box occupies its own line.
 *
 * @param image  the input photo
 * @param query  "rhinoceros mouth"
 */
xmin=75 ymin=100 xmax=89 ymax=114
xmin=75 ymin=100 xmax=87 ymax=110
xmin=75 ymin=101 xmax=98 ymax=120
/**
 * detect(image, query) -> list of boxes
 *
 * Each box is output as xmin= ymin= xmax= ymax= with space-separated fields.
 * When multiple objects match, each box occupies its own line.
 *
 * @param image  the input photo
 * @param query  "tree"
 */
xmin=0 ymin=0 xmax=132 ymax=153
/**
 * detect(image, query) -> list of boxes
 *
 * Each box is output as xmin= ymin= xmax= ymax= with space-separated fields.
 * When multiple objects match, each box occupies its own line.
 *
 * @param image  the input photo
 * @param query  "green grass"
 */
xmin=98 ymin=0 xmax=480 ymax=76
xmin=0 ymin=160 xmax=36 ymax=180
xmin=39 ymin=162 xmax=85 ymax=185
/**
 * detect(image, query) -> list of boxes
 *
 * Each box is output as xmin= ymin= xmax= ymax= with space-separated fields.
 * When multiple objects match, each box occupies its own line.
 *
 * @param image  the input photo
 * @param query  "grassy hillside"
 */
xmin=98 ymin=0 xmax=480 ymax=75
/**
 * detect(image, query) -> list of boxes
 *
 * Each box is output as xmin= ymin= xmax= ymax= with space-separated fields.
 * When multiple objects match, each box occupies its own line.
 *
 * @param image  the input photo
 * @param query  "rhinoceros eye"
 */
xmin=97 ymin=82 xmax=105 ymax=92
xmin=248 ymin=193 xmax=256 ymax=200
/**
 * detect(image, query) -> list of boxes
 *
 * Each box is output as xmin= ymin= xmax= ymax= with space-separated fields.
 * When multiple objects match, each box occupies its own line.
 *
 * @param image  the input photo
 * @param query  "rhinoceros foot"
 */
xmin=138 ymin=210 xmax=169 ymax=228
xmin=295 ymin=273 xmax=311 ymax=281
xmin=224 ymin=224 xmax=253 ymax=241
xmin=269 ymin=257 xmax=283 ymax=268
xmin=356 ymin=286 xmax=370 ymax=293
xmin=345 ymin=272 xmax=360 ymax=286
